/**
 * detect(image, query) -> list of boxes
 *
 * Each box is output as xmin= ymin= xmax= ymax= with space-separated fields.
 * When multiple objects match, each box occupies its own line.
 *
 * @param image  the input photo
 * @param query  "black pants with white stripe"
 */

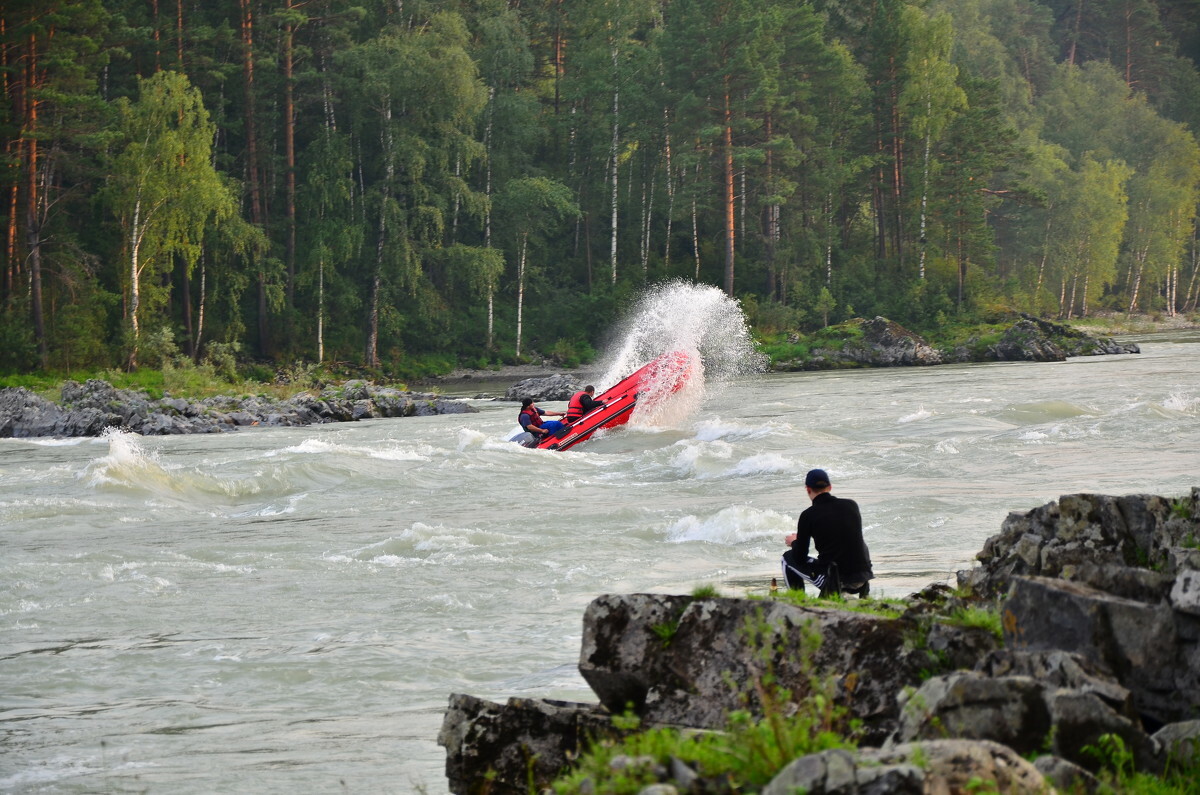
xmin=781 ymin=549 xmax=869 ymax=597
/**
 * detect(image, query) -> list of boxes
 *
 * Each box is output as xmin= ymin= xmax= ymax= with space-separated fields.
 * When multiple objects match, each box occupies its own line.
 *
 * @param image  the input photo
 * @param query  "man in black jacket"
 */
xmin=781 ymin=468 xmax=874 ymax=597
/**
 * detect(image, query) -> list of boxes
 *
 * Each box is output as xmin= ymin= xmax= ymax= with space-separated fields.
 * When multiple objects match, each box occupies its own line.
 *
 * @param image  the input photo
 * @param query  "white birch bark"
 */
xmin=516 ymin=234 xmax=527 ymax=358
xmin=609 ymin=46 xmax=620 ymax=286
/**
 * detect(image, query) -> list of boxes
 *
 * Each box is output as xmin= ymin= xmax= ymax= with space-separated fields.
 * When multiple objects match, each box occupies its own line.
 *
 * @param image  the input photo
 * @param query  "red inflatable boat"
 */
xmin=532 ymin=350 xmax=696 ymax=451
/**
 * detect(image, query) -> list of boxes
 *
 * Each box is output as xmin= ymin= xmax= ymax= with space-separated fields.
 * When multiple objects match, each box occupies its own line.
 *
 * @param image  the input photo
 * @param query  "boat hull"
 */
xmin=535 ymin=350 xmax=694 ymax=451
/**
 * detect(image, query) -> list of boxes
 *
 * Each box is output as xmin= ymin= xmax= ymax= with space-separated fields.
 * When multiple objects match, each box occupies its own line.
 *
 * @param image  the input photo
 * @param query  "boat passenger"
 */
xmin=564 ymin=386 xmax=606 ymax=423
xmin=518 ymin=398 xmax=566 ymax=440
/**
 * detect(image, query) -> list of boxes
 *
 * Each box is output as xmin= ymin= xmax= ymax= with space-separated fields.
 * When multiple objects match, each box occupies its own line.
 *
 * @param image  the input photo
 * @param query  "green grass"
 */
xmin=942 ymin=605 xmax=1004 ymax=641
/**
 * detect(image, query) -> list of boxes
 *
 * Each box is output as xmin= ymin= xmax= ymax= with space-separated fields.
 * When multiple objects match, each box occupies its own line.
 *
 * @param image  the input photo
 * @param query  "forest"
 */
xmin=3 ymin=0 xmax=1200 ymax=379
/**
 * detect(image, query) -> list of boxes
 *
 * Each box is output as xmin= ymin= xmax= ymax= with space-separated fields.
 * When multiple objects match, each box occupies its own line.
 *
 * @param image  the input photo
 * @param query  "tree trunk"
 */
xmin=283 ymin=3 xmax=297 ymax=308
xmin=239 ymin=0 xmax=269 ymax=354
xmin=24 ymin=32 xmax=46 ymax=367
xmin=129 ymin=198 xmax=143 ymax=369
xmin=691 ymin=196 xmax=700 ymax=281
xmin=484 ymin=87 xmax=495 ymax=350
xmin=663 ymin=111 xmax=674 ymax=273
xmin=317 ymin=255 xmax=325 ymax=361
xmin=609 ymin=47 xmax=619 ymax=286
xmin=3 ymin=17 xmax=18 ymax=301
xmin=1067 ymin=0 xmax=1085 ymax=66
xmin=917 ymin=126 xmax=932 ymax=280
xmin=194 ymin=253 xmax=206 ymax=358
xmin=1127 ymin=256 xmax=1144 ymax=314
xmin=516 ymin=233 xmax=527 ymax=358
xmin=721 ymin=85 xmax=735 ymax=296
xmin=180 ymin=254 xmax=193 ymax=358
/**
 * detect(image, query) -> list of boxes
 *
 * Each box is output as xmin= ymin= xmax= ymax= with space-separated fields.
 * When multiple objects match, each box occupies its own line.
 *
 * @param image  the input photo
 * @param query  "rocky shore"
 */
xmin=770 ymin=314 xmax=1140 ymax=372
xmin=496 ymin=314 xmax=1142 ymax=402
xmin=0 ymin=378 xmax=477 ymax=439
xmin=439 ymin=489 xmax=1200 ymax=793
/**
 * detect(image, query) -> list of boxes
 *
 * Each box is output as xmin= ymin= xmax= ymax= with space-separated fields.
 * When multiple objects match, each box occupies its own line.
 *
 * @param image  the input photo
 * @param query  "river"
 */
xmin=2 ymin=326 xmax=1198 ymax=793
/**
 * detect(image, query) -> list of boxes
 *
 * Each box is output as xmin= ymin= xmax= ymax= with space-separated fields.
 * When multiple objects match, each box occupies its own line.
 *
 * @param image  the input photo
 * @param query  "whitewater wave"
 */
xmin=662 ymin=505 xmax=790 ymax=544
xmin=898 ymin=406 xmax=933 ymax=424
xmin=692 ymin=417 xmax=777 ymax=442
xmin=594 ymin=280 xmax=766 ymax=430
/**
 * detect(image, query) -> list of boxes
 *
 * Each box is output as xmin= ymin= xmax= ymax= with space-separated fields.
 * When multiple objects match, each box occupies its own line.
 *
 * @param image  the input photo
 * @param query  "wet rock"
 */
xmin=1033 ymin=754 xmax=1103 ymax=793
xmin=0 ymin=378 xmax=478 ymax=438
xmin=504 ymin=373 xmax=581 ymax=402
xmin=763 ymin=740 xmax=1049 ymax=795
xmin=1152 ymin=719 xmax=1200 ymax=765
xmin=437 ymin=694 xmax=622 ymax=795
xmin=580 ymin=593 xmax=994 ymax=743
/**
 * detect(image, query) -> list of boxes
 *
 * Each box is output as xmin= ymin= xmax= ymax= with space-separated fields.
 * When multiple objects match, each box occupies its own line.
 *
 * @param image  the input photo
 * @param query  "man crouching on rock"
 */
xmin=782 ymin=468 xmax=874 ymax=598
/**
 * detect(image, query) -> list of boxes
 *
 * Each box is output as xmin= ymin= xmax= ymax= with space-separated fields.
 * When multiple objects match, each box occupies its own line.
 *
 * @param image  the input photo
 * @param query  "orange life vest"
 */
xmin=565 ymin=391 xmax=590 ymax=422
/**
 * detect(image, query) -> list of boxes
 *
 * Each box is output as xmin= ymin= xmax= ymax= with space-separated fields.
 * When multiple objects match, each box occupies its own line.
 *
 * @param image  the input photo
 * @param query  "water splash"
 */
xmin=81 ymin=428 xmax=172 ymax=490
xmin=595 ymin=280 xmax=766 ymax=427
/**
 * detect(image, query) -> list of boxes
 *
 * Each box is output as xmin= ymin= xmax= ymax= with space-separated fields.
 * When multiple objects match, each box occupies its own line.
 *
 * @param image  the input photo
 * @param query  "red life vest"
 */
xmin=565 ymin=391 xmax=589 ymax=422
xmin=519 ymin=406 xmax=544 ymax=428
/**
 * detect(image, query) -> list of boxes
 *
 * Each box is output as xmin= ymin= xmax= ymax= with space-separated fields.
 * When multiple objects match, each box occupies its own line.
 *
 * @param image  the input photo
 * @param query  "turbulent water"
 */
xmin=3 ymin=301 xmax=1199 ymax=792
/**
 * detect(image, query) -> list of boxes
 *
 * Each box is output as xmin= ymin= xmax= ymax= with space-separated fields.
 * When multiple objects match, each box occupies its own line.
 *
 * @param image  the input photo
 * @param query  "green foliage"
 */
xmin=546 ymin=338 xmax=596 ymax=368
xmin=943 ymin=606 xmax=1004 ymax=641
xmin=1171 ymin=499 xmax=1195 ymax=521
xmin=649 ymin=620 xmax=680 ymax=647
xmin=691 ymin=584 xmax=721 ymax=599
xmin=3 ymin=0 xmax=1200 ymax=376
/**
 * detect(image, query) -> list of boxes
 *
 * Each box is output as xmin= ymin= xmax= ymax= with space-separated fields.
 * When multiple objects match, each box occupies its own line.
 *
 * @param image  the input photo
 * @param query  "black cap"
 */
xmin=805 ymin=468 xmax=830 ymax=488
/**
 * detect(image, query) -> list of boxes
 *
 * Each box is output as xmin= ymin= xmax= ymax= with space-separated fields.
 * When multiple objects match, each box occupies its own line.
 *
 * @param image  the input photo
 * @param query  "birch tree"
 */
xmin=900 ymin=7 xmax=966 ymax=280
xmin=106 ymin=71 xmax=237 ymax=369
xmin=494 ymin=177 xmax=579 ymax=358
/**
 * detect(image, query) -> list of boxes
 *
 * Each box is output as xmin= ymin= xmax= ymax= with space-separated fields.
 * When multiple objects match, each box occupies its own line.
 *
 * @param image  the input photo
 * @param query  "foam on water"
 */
xmin=898 ymin=406 xmax=933 ymax=424
xmin=79 ymin=428 xmax=183 ymax=496
xmin=662 ymin=504 xmax=791 ymax=544
xmin=594 ymin=280 xmax=765 ymax=428
xmin=692 ymin=417 xmax=778 ymax=442
xmin=1161 ymin=392 xmax=1199 ymax=414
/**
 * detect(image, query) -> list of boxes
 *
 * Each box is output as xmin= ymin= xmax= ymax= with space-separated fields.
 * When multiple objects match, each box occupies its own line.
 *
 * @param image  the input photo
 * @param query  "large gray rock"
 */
xmin=437 ymin=694 xmax=621 ymax=795
xmin=763 ymin=740 xmax=1049 ymax=795
xmin=943 ymin=314 xmax=1140 ymax=363
xmin=974 ymin=649 xmax=1135 ymax=717
xmin=895 ymin=672 xmax=1051 ymax=755
xmin=958 ymin=490 xmax=1200 ymax=598
xmin=503 ymin=373 xmax=581 ymax=402
xmin=1002 ymin=575 xmax=1196 ymax=726
xmin=808 ymin=317 xmax=944 ymax=368
xmin=1033 ymin=754 xmax=1103 ymax=793
xmin=579 ymin=593 xmax=996 ymax=742
xmin=895 ymin=671 xmax=1159 ymax=773
xmin=1152 ymin=719 xmax=1200 ymax=765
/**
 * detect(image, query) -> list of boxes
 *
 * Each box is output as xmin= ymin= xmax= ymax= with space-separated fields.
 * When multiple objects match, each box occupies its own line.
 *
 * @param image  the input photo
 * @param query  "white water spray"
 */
xmin=596 ymin=280 xmax=766 ymax=427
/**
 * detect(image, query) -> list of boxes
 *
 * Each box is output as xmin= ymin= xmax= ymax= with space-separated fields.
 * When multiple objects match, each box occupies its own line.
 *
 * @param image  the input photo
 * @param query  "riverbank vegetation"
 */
xmin=3 ymin=0 xmax=1200 ymax=381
